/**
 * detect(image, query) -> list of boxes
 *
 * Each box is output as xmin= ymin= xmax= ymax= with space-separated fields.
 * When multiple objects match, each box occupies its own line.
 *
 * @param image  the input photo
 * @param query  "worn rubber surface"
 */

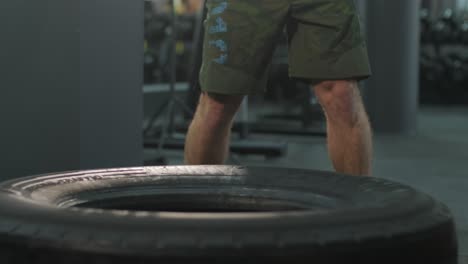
xmin=0 ymin=166 xmax=458 ymax=264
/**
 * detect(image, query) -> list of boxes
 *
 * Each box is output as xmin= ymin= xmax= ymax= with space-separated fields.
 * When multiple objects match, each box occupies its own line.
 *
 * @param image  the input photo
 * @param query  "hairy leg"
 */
xmin=184 ymin=92 xmax=244 ymax=165
xmin=314 ymin=80 xmax=373 ymax=176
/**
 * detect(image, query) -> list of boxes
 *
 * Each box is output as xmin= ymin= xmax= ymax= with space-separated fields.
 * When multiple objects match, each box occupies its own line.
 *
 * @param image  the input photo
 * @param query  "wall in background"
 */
xmin=80 ymin=0 xmax=144 ymax=170
xmin=0 ymin=0 xmax=143 ymax=180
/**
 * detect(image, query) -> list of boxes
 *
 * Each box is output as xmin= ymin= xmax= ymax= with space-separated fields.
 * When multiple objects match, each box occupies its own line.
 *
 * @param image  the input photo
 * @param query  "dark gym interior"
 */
xmin=0 ymin=0 xmax=467 ymax=262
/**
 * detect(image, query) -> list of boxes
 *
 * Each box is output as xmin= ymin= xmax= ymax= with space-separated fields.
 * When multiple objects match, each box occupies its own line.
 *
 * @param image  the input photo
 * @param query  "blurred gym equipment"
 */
xmin=419 ymin=7 xmax=468 ymax=105
xmin=143 ymin=0 xmax=195 ymax=165
xmin=143 ymin=0 xmax=288 ymax=163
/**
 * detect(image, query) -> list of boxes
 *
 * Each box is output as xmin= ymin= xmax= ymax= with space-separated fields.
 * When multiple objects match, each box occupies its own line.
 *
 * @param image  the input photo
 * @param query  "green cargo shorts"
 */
xmin=199 ymin=0 xmax=372 ymax=95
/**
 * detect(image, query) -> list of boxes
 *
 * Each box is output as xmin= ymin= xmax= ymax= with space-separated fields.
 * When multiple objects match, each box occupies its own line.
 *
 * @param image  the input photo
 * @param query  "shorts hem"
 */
xmin=289 ymin=44 xmax=372 ymax=85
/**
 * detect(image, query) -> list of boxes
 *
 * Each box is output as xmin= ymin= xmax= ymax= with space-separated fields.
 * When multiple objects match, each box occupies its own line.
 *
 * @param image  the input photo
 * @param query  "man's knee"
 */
xmin=313 ymin=80 xmax=365 ymax=125
xmin=196 ymin=92 xmax=244 ymax=126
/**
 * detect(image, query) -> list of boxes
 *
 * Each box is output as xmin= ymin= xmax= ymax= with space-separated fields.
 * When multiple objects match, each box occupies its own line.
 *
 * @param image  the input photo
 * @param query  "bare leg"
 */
xmin=314 ymin=80 xmax=373 ymax=176
xmin=184 ymin=92 xmax=244 ymax=165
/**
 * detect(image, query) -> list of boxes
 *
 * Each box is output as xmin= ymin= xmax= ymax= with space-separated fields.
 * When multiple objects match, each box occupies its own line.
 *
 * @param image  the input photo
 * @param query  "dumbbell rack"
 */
xmin=420 ymin=8 xmax=468 ymax=105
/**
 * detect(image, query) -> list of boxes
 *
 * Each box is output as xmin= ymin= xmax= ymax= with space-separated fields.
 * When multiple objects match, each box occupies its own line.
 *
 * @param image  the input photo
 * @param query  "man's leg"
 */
xmin=314 ymin=80 xmax=373 ymax=176
xmin=185 ymin=92 xmax=244 ymax=165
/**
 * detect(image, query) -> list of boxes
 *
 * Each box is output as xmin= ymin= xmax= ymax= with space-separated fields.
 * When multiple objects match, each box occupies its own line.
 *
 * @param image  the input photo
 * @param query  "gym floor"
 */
xmin=145 ymin=105 xmax=468 ymax=262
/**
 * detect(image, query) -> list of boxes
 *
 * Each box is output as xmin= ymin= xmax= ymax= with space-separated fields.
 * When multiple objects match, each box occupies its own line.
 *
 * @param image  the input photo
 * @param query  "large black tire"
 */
xmin=0 ymin=166 xmax=458 ymax=264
